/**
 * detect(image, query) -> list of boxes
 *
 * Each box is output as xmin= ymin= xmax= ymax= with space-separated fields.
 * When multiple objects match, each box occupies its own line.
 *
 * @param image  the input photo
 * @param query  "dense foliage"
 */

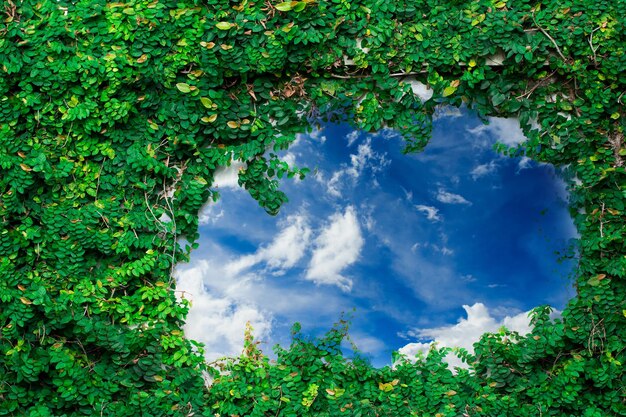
xmin=0 ymin=0 xmax=624 ymax=415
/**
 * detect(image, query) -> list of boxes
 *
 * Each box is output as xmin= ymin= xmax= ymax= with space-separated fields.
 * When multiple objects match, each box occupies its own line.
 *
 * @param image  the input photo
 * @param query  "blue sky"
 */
xmin=175 ymin=108 xmax=578 ymax=367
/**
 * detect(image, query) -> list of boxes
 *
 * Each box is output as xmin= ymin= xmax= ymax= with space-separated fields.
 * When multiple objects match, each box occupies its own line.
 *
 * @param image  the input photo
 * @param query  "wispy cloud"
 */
xmin=436 ymin=189 xmax=471 ymax=205
xmin=306 ymin=206 xmax=364 ymax=291
xmin=470 ymin=160 xmax=498 ymax=180
xmin=415 ymin=205 xmax=441 ymax=222
xmin=517 ymin=156 xmax=533 ymax=172
xmin=326 ymin=139 xmax=389 ymax=197
xmin=346 ymin=130 xmax=360 ymax=146
xmin=198 ymin=201 xmax=224 ymax=225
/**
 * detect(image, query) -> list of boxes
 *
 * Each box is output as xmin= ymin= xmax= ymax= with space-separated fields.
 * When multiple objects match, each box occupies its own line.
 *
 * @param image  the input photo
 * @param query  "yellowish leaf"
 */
xmin=275 ymin=2 xmax=294 ymax=11
xmin=176 ymin=83 xmax=191 ymax=93
xmin=442 ymin=86 xmax=457 ymax=97
xmin=216 ymin=21 xmax=234 ymax=30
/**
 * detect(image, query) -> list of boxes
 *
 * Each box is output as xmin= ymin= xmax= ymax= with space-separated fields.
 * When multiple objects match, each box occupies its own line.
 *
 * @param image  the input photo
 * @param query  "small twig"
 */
xmin=329 ymin=70 xmax=427 ymax=80
xmin=532 ymin=13 xmax=568 ymax=62
xmin=588 ymin=26 xmax=601 ymax=65
xmin=516 ymin=69 xmax=558 ymax=99
xmin=599 ymin=202 xmax=605 ymax=238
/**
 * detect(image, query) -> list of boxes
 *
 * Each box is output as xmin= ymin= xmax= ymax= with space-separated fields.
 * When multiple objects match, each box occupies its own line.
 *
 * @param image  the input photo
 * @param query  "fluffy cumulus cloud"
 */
xmin=306 ymin=206 xmax=364 ymax=291
xmin=176 ymin=214 xmax=312 ymax=359
xmin=468 ymin=117 xmax=528 ymax=147
xmin=175 ymin=260 xmax=272 ymax=360
xmin=398 ymin=303 xmax=533 ymax=369
xmin=415 ymin=204 xmax=441 ymax=222
xmin=470 ymin=160 xmax=499 ymax=180
xmin=436 ymin=189 xmax=471 ymax=205
xmin=230 ymin=214 xmax=312 ymax=275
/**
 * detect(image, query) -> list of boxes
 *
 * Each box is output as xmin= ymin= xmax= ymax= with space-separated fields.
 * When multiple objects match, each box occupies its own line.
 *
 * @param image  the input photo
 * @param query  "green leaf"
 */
xmin=216 ymin=21 xmax=234 ymax=30
xmin=293 ymin=1 xmax=306 ymax=12
xmin=200 ymin=97 xmax=213 ymax=108
xmin=275 ymin=2 xmax=293 ymax=11
xmin=176 ymin=83 xmax=191 ymax=93
xmin=202 ymin=114 xmax=218 ymax=123
xmin=588 ymin=274 xmax=606 ymax=286
xmin=442 ymin=86 xmax=457 ymax=97
xmin=492 ymin=93 xmax=507 ymax=106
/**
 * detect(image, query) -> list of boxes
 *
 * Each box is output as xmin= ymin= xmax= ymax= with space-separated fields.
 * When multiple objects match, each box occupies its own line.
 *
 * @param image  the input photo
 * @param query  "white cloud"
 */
xmin=468 ymin=117 xmax=528 ymax=147
xmin=282 ymin=152 xmax=297 ymax=168
xmin=470 ymin=160 xmax=499 ymax=180
xmin=436 ymin=189 xmax=471 ymax=205
xmin=326 ymin=139 xmax=389 ymax=197
xmin=175 ymin=261 xmax=272 ymax=360
xmin=415 ymin=204 xmax=441 ymax=222
xmin=305 ymin=128 xmax=327 ymax=144
xmin=346 ymin=332 xmax=387 ymax=355
xmin=306 ymin=206 xmax=364 ymax=291
xmin=398 ymin=303 xmax=534 ymax=369
xmin=517 ymin=156 xmax=533 ymax=172
xmin=258 ymin=214 xmax=311 ymax=271
xmin=198 ymin=202 xmax=224 ymax=226
xmin=229 ymin=214 xmax=312 ymax=275
xmin=346 ymin=130 xmax=360 ymax=146
xmin=213 ymin=160 xmax=246 ymax=189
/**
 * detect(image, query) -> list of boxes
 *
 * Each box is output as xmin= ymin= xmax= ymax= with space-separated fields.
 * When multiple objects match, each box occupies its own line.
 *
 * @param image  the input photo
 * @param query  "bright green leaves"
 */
xmin=275 ymin=2 xmax=294 ymax=11
xmin=216 ymin=21 xmax=235 ymax=30
xmin=176 ymin=83 xmax=192 ymax=93
xmin=442 ymin=80 xmax=460 ymax=97
xmin=275 ymin=1 xmax=308 ymax=12
xmin=587 ymin=274 xmax=607 ymax=287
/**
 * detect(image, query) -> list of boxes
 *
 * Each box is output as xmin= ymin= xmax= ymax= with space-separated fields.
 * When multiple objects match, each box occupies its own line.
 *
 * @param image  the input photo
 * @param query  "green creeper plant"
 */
xmin=0 ymin=0 xmax=624 ymax=415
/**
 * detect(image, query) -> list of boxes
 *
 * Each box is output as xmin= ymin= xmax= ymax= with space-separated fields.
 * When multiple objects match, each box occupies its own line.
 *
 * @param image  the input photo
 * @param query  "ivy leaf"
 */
xmin=588 ymin=274 xmax=606 ymax=286
xmin=442 ymin=86 xmax=457 ymax=97
xmin=492 ymin=93 xmax=507 ymax=106
xmin=216 ymin=22 xmax=234 ymax=30
xmin=200 ymin=97 xmax=213 ymax=108
xmin=275 ymin=2 xmax=294 ymax=11
xmin=176 ymin=83 xmax=191 ymax=93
